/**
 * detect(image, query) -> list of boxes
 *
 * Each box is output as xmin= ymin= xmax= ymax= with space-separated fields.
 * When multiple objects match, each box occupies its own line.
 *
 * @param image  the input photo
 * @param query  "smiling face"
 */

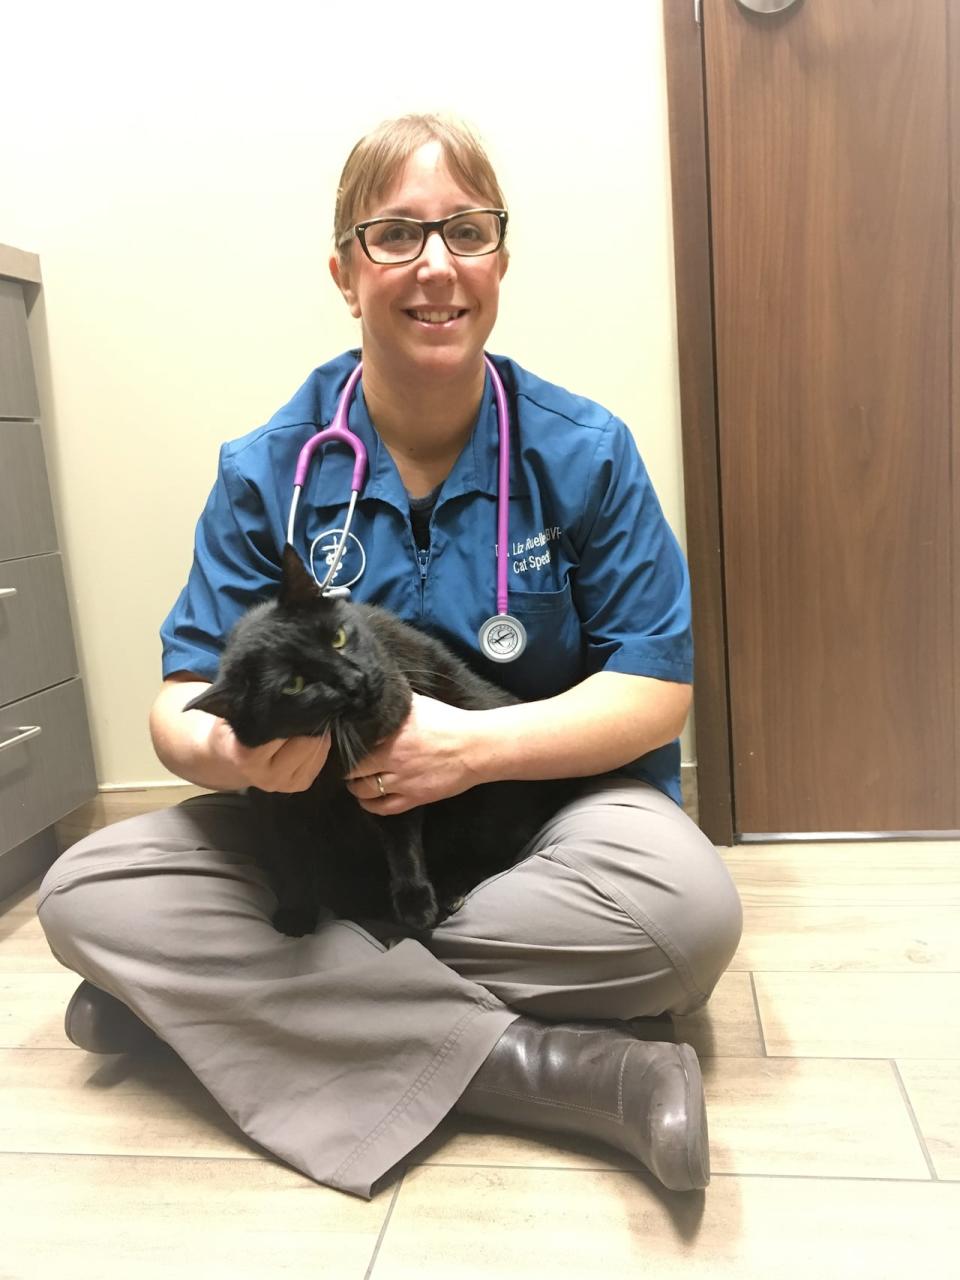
xmin=330 ymin=140 xmax=508 ymax=390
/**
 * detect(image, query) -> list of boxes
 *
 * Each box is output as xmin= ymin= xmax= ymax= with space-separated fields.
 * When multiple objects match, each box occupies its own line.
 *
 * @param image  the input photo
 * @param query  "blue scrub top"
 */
xmin=160 ymin=350 xmax=693 ymax=804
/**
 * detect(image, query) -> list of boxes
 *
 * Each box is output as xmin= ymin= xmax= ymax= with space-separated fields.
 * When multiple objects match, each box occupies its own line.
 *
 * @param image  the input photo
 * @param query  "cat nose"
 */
xmin=341 ymin=670 xmax=368 ymax=701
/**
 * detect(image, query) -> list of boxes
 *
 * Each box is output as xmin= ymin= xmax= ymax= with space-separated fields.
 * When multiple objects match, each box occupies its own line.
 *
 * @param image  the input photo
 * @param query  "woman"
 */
xmin=38 ymin=115 xmax=742 ymax=1198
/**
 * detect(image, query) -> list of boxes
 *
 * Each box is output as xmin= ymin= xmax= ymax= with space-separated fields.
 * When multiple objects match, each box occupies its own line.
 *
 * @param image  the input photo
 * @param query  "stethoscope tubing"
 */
xmin=287 ymin=354 xmax=524 ymax=657
xmin=286 ymin=361 xmax=366 ymax=586
xmin=486 ymin=353 xmax=511 ymax=618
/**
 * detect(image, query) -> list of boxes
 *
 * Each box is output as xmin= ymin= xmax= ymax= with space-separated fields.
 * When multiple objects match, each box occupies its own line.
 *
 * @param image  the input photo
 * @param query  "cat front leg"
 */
xmin=373 ymin=809 xmax=440 ymax=930
xmin=249 ymin=792 xmax=321 ymax=937
xmin=269 ymin=841 xmax=321 ymax=937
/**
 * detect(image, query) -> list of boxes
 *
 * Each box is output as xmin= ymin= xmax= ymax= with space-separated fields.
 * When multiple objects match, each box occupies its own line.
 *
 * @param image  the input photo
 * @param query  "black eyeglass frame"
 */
xmin=350 ymin=208 xmax=508 ymax=265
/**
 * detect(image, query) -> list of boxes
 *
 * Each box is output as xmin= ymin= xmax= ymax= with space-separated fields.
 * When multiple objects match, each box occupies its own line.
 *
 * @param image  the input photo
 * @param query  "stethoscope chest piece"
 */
xmin=478 ymin=613 xmax=527 ymax=663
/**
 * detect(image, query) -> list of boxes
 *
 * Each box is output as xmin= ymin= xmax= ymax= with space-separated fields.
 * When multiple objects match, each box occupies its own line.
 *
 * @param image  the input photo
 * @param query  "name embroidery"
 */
xmin=497 ymin=526 xmax=563 ymax=575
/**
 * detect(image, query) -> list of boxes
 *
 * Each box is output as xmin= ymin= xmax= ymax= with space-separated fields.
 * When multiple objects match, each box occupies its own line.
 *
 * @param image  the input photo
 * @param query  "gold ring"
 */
xmin=375 ymin=773 xmax=385 ymax=797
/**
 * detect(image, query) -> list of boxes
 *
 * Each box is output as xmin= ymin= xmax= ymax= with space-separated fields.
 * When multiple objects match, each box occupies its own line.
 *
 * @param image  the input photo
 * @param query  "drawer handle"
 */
xmin=0 ymin=725 xmax=42 ymax=753
xmin=0 ymin=588 xmax=17 ymax=599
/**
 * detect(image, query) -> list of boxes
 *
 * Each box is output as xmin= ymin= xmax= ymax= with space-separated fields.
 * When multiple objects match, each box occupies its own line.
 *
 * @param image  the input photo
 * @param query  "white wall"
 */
xmin=0 ymin=0 xmax=690 ymax=785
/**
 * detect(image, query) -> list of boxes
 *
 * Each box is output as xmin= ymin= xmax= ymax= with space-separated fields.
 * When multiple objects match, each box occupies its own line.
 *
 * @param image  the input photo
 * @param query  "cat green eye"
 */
xmin=331 ymin=627 xmax=347 ymax=650
xmin=281 ymin=675 xmax=305 ymax=696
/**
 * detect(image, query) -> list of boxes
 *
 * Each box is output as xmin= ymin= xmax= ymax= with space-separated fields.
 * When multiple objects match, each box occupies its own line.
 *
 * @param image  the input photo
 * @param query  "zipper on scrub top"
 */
xmin=417 ymin=546 xmax=430 ymax=615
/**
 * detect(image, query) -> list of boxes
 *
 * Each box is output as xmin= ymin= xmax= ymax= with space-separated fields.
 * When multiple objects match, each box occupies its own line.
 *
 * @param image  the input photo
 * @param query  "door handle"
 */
xmin=736 ymin=0 xmax=801 ymax=12
xmin=0 ymin=725 xmax=42 ymax=752
xmin=0 ymin=588 xmax=17 ymax=599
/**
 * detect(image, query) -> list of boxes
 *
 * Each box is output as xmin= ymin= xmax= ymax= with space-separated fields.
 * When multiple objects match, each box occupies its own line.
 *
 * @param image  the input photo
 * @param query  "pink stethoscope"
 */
xmin=286 ymin=355 xmax=527 ymax=663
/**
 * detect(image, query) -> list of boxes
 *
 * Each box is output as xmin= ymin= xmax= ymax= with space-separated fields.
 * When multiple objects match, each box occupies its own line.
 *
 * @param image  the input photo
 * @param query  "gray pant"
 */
xmin=37 ymin=779 xmax=742 ymax=1198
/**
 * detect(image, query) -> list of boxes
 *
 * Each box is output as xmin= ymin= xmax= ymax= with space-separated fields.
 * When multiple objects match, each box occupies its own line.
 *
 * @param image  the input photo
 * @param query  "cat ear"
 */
xmin=279 ymin=543 xmax=324 ymax=609
xmin=182 ymin=681 xmax=233 ymax=719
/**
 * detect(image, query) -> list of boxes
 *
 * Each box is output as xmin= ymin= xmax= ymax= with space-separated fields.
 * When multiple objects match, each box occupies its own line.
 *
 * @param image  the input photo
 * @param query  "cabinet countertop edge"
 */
xmin=0 ymin=245 xmax=42 ymax=286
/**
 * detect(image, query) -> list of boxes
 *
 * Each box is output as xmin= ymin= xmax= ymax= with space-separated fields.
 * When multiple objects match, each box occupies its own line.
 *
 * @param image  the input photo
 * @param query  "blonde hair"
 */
xmin=333 ymin=114 xmax=508 ymax=264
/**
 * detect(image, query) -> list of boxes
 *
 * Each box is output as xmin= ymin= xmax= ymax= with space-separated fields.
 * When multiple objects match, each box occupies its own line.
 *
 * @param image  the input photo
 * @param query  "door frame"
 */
xmin=663 ymin=0 xmax=734 ymax=845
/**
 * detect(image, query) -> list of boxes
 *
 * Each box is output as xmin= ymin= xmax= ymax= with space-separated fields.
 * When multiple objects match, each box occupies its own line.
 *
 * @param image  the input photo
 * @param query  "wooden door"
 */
xmin=666 ymin=0 xmax=959 ymax=837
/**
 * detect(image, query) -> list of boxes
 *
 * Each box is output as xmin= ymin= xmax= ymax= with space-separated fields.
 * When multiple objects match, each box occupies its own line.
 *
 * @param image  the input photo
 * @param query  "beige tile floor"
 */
xmin=1 ymin=789 xmax=958 ymax=1278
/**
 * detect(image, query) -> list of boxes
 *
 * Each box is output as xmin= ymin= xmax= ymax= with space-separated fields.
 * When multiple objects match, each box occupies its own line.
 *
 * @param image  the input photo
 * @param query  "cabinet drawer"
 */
xmin=0 ymin=421 xmax=58 ymax=560
xmin=0 ymin=555 xmax=79 ymax=706
xmin=0 ymin=278 xmax=40 ymax=419
xmin=0 ymin=678 xmax=97 ymax=854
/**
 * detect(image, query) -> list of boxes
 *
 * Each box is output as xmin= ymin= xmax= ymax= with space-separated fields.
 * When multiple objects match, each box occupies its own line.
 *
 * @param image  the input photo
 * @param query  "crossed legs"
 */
xmin=37 ymin=782 xmax=741 ymax=1196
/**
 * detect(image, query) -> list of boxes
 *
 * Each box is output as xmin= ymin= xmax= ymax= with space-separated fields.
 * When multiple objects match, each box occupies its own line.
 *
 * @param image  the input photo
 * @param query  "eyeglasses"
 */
xmin=349 ymin=208 xmax=508 ymax=265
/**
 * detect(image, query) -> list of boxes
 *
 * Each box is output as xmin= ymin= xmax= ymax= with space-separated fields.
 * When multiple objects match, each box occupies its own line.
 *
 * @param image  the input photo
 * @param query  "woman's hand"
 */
xmin=151 ymin=677 xmax=331 ymax=793
xmin=209 ymin=718 xmax=332 ymax=793
xmin=345 ymin=693 xmax=483 ymax=815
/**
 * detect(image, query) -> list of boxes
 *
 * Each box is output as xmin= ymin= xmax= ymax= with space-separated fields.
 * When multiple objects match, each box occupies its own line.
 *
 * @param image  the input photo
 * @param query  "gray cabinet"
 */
xmin=0 ymin=277 xmax=41 ymax=419
xmin=0 ymin=249 xmax=96 ymax=901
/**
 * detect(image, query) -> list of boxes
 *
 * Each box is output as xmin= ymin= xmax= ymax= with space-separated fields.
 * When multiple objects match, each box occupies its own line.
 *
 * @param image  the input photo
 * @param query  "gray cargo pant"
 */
xmin=37 ymin=779 xmax=742 ymax=1198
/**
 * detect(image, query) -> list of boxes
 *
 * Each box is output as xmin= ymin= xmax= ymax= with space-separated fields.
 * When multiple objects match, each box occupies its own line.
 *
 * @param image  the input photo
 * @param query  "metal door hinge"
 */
xmin=694 ymin=0 xmax=702 ymax=23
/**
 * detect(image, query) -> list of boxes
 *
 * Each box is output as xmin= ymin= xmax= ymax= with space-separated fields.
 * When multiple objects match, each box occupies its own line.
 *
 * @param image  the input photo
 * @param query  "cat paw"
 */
xmin=272 ymin=907 xmax=318 ymax=937
xmin=392 ymin=882 xmax=440 ymax=930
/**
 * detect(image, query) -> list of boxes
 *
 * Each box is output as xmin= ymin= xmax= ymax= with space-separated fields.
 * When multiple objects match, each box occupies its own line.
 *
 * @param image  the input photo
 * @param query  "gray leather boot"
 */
xmin=455 ymin=1017 xmax=709 ymax=1192
xmin=64 ymin=981 xmax=158 ymax=1054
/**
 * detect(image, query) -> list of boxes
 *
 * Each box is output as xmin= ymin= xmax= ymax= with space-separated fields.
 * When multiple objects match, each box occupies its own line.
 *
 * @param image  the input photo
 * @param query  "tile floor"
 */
xmin=1 ymin=789 xmax=958 ymax=1277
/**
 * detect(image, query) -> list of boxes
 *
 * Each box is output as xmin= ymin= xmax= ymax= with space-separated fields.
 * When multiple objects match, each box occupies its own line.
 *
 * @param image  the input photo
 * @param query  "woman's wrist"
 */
xmin=461 ymin=706 xmax=508 ymax=786
xmin=150 ymin=682 xmax=247 ymax=791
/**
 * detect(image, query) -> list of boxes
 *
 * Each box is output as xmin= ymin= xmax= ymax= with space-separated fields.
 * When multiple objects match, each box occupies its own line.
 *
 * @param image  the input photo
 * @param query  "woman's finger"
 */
xmin=354 ymin=791 xmax=414 ymax=816
xmin=345 ymin=772 xmax=390 ymax=799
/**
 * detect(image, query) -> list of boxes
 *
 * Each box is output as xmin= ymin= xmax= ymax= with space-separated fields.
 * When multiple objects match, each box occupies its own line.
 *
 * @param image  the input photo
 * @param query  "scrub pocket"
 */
xmin=503 ymin=580 xmax=582 ymax=699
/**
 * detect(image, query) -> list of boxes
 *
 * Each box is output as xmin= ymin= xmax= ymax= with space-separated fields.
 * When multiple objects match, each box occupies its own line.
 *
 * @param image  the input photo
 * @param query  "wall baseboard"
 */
xmin=101 ymin=764 xmax=701 ymax=796
xmin=98 ymin=781 xmax=202 ymax=793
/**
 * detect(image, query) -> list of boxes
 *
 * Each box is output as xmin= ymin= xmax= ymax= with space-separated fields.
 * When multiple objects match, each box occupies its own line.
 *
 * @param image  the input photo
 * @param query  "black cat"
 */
xmin=184 ymin=545 xmax=581 ymax=935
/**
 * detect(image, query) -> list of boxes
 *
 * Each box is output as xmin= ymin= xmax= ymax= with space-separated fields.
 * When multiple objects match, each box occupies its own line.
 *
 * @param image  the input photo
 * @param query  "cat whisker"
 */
xmin=374 ymin=670 xmax=411 ymax=694
xmin=330 ymin=717 xmax=350 ymax=772
xmin=332 ymin=716 xmax=364 ymax=776
xmin=350 ymin=721 xmax=369 ymax=767
xmin=306 ymin=719 xmax=334 ymax=754
xmin=394 ymin=666 xmax=450 ymax=681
